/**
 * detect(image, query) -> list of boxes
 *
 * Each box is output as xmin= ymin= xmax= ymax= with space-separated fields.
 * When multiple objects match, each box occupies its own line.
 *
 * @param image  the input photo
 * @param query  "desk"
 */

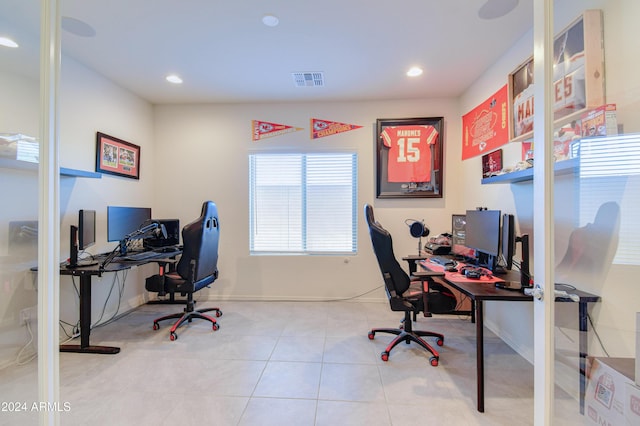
xmin=420 ymin=261 xmax=600 ymax=413
xmin=49 ymin=250 xmax=180 ymax=354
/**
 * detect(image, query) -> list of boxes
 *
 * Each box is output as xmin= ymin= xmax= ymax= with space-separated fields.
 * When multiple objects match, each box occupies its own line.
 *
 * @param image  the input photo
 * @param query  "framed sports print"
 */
xmin=375 ymin=117 xmax=444 ymax=198
xmin=482 ymin=149 xmax=503 ymax=178
xmin=96 ymin=132 xmax=140 ymax=179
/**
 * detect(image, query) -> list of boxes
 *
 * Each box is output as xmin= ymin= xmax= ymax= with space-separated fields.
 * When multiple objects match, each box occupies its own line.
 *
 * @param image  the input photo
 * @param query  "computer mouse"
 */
xmin=445 ymin=265 xmax=458 ymax=272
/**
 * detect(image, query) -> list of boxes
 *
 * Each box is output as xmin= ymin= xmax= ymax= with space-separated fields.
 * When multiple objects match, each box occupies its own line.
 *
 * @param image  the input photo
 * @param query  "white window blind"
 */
xmin=579 ymin=134 xmax=640 ymax=265
xmin=249 ymin=152 xmax=357 ymax=254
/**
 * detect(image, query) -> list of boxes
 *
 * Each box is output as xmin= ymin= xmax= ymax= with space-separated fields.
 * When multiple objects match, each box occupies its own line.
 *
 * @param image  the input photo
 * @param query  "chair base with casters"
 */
xmin=152 ymin=297 xmax=222 ymax=341
xmin=368 ymin=310 xmax=443 ymax=366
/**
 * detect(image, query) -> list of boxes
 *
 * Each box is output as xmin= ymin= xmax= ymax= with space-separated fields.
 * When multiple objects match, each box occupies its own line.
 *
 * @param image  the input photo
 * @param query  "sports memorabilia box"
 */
xmin=375 ymin=117 xmax=444 ymax=198
xmin=508 ymin=9 xmax=605 ymax=142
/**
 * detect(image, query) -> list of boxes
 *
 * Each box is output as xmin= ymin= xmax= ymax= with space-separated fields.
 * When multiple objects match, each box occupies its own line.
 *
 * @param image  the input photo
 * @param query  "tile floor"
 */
xmin=1 ymin=300 xmax=585 ymax=425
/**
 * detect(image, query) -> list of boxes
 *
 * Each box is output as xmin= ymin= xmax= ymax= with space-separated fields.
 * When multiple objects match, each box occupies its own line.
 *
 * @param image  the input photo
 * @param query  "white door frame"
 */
xmin=532 ymin=0 xmax=556 ymax=424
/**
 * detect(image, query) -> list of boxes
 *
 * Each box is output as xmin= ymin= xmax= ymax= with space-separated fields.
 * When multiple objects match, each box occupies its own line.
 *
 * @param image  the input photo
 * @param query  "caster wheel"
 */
xmin=153 ymin=322 xmax=159 ymax=330
xmin=216 ymin=310 xmax=223 ymax=317
xmin=430 ymin=357 xmax=438 ymax=367
xmin=368 ymin=332 xmax=375 ymax=340
xmin=436 ymin=338 xmax=444 ymax=346
xmin=212 ymin=323 xmax=220 ymax=331
xmin=170 ymin=332 xmax=177 ymax=341
xmin=381 ymin=352 xmax=389 ymax=362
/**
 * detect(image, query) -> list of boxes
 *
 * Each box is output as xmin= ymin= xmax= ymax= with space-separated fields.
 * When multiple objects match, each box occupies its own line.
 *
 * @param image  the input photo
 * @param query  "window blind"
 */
xmin=249 ymin=152 xmax=357 ymax=254
xmin=579 ymin=134 xmax=640 ymax=265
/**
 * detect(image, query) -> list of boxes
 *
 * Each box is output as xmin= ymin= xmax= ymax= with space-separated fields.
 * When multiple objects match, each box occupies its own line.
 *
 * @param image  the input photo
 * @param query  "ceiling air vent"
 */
xmin=292 ymin=72 xmax=324 ymax=87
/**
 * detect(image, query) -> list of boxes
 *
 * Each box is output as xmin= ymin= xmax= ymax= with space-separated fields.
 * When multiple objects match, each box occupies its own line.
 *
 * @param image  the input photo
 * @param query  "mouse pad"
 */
xmin=420 ymin=260 xmax=505 ymax=284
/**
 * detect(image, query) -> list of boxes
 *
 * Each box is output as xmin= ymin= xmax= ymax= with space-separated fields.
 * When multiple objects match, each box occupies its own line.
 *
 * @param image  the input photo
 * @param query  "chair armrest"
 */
xmin=402 ymin=255 xmax=428 ymax=261
xmin=151 ymin=258 xmax=178 ymax=275
xmin=411 ymin=270 xmax=445 ymax=280
xmin=402 ymin=255 xmax=428 ymax=275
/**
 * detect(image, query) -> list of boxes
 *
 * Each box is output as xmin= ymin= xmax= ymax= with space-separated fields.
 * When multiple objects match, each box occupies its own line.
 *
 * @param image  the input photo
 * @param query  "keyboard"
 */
xmin=429 ymin=256 xmax=456 ymax=267
xmin=123 ymin=250 xmax=161 ymax=261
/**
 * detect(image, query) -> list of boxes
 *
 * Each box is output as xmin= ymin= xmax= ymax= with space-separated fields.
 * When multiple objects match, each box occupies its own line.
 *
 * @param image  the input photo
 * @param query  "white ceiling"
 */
xmin=0 ymin=0 xmax=533 ymax=105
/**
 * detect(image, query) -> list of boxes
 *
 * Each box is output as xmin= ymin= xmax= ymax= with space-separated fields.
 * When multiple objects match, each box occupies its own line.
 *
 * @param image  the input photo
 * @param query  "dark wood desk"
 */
xmin=420 ymin=262 xmax=600 ymax=413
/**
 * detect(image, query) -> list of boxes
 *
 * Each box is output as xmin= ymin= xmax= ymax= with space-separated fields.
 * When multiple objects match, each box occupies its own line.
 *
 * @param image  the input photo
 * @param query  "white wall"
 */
xmin=153 ymin=99 xmax=464 ymax=301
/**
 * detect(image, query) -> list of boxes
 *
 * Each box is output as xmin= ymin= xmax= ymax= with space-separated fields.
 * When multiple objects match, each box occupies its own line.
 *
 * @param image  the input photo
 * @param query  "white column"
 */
xmin=38 ymin=0 xmax=61 ymax=425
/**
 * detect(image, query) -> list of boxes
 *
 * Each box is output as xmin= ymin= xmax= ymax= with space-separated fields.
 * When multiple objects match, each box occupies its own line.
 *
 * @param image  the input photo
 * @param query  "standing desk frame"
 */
xmin=55 ymin=252 xmax=181 ymax=354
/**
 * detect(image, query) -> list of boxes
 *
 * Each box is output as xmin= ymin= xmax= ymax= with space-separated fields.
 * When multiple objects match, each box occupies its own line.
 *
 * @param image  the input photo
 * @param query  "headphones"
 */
xmin=460 ymin=265 xmax=492 ymax=279
xmin=406 ymin=219 xmax=430 ymax=238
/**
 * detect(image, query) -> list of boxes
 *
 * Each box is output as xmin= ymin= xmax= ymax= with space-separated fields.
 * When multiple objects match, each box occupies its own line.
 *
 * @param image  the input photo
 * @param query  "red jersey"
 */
xmin=381 ymin=125 xmax=438 ymax=183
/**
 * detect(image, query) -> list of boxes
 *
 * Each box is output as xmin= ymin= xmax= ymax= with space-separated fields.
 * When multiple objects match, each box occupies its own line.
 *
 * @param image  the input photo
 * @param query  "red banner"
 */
xmin=461 ymin=85 xmax=509 ymax=160
xmin=310 ymin=118 xmax=362 ymax=139
xmin=252 ymin=120 xmax=303 ymax=141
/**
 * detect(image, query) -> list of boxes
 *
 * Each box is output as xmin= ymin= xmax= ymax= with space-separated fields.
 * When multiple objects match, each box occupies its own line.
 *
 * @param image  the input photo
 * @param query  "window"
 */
xmin=249 ymin=152 xmax=357 ymax=254
xmin=578 ymin=134 xmax=640 ymax=265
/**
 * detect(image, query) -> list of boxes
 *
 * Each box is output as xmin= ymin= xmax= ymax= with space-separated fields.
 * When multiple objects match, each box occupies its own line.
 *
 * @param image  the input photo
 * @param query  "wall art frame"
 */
xmin=375 ymin=117 xmax=444 ymax=199
xmin=96 ymin=132 xmax=140 ymax=179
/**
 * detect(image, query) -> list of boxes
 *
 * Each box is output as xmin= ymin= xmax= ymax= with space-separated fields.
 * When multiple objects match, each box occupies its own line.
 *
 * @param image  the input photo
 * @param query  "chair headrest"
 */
xmin=364 ymin=204 xmax=375 ymax=226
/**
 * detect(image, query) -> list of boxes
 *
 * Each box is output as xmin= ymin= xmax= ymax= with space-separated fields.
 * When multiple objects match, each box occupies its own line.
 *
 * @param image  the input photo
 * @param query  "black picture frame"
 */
xmin=96 ymin=132 xmax=140 ymax=179
xmin=376 ymin=117 xmax=444 ymax=198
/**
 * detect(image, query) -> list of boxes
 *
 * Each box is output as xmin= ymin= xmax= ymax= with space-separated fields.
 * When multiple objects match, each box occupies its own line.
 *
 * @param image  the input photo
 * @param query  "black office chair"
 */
xmin=364 ymin=204 xmax=447 ymax=366
xmin=147 ymin=201 xmax=222 ymax=341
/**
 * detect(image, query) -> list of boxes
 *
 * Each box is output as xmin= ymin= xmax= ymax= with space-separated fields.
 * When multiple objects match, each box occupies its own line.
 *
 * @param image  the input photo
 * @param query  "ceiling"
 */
xmin=0 ymin=0 xmax=533 ymax=105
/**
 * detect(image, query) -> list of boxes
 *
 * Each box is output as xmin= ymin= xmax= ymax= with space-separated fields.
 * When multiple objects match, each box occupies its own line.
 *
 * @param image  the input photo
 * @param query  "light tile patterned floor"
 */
xmin=0 ymin=301 xmax=585 ymax=425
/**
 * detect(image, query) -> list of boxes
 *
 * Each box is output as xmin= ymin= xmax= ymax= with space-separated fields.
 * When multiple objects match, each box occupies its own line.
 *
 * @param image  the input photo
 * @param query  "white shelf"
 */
xmin=481 ymin=158 xmax=578 ymax=184
xmin=0 ymin=157 xmax=101 ymax=178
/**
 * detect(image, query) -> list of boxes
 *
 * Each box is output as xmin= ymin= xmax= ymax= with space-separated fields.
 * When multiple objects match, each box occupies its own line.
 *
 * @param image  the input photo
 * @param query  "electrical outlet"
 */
xmin=20 ymin=309 xmax=30 ymax=325
xmin=19 ymin=306 xmax=37 ymax=325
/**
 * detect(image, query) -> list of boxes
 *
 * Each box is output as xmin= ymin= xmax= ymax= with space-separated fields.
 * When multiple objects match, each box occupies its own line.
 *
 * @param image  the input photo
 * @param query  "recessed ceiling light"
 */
xmin=61 ymin=16 xmax=96 ymax=37
xmin=478 ymin=0 xmax=519 ymax=20
xmin=166 ymin=74 xmax=183 ymax=84
xmin=262 ymin=14 xmax=279 ymax=27
xmin=0 ymin=37 xmax=19 ymax=48
xmin=406 ymin=67 xmax=423 ymax=77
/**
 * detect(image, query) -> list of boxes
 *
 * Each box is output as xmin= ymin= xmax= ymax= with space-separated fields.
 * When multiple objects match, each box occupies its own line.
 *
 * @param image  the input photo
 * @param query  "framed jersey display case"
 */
xmin=508 ymin=9 xmax=605 ymax=141
xmin=375 ymin=117 xmax=444 ymax=198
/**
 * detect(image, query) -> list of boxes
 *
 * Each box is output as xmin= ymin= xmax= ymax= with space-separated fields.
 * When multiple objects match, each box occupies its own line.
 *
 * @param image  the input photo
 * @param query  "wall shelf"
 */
xmin=0 ymin=157 xmax=101 ymax=178
xmin=481 ymin=157 xmax=578 ymax=184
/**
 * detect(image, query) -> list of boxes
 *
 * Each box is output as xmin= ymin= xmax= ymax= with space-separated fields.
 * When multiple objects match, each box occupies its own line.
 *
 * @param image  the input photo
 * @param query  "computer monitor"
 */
xmin=144 ymin=219 xmax=180 ymax=248
xmin=465 ymin=209 xmax=501 ymax=272
xmin=451 ymin=214 xmax=475 ymax=259
xmin=501 ymin=213 xmax=515 ymax=270
xmin=78 ymin=209 xmax=96 ymax=250
xmin=107 ymin=206 xmax=152 ymax=242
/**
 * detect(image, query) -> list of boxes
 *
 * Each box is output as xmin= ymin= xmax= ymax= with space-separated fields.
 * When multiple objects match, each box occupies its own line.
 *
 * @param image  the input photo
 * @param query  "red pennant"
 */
xmin=252 ymin=120 xmax=303 ymax=141
xmin=310 ymin=118 xmax=363 ymax=139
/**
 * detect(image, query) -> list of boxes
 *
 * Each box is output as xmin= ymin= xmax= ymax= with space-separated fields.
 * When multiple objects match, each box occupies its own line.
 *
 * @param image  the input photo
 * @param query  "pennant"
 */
xmin=461 ymin=85 xmax=509 ymax=160
xmin=252 ymin=120 xmax=303 ymax=141
xmin=310 ymin=118 xmax=363 ymax=139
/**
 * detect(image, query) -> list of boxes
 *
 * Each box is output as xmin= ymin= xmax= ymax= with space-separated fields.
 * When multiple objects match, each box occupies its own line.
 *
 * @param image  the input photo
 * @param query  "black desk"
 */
xmin=56 ymin=250 xmax=181 ymax=354
xmin=420 ymin=262 xmax=600 ymax=413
